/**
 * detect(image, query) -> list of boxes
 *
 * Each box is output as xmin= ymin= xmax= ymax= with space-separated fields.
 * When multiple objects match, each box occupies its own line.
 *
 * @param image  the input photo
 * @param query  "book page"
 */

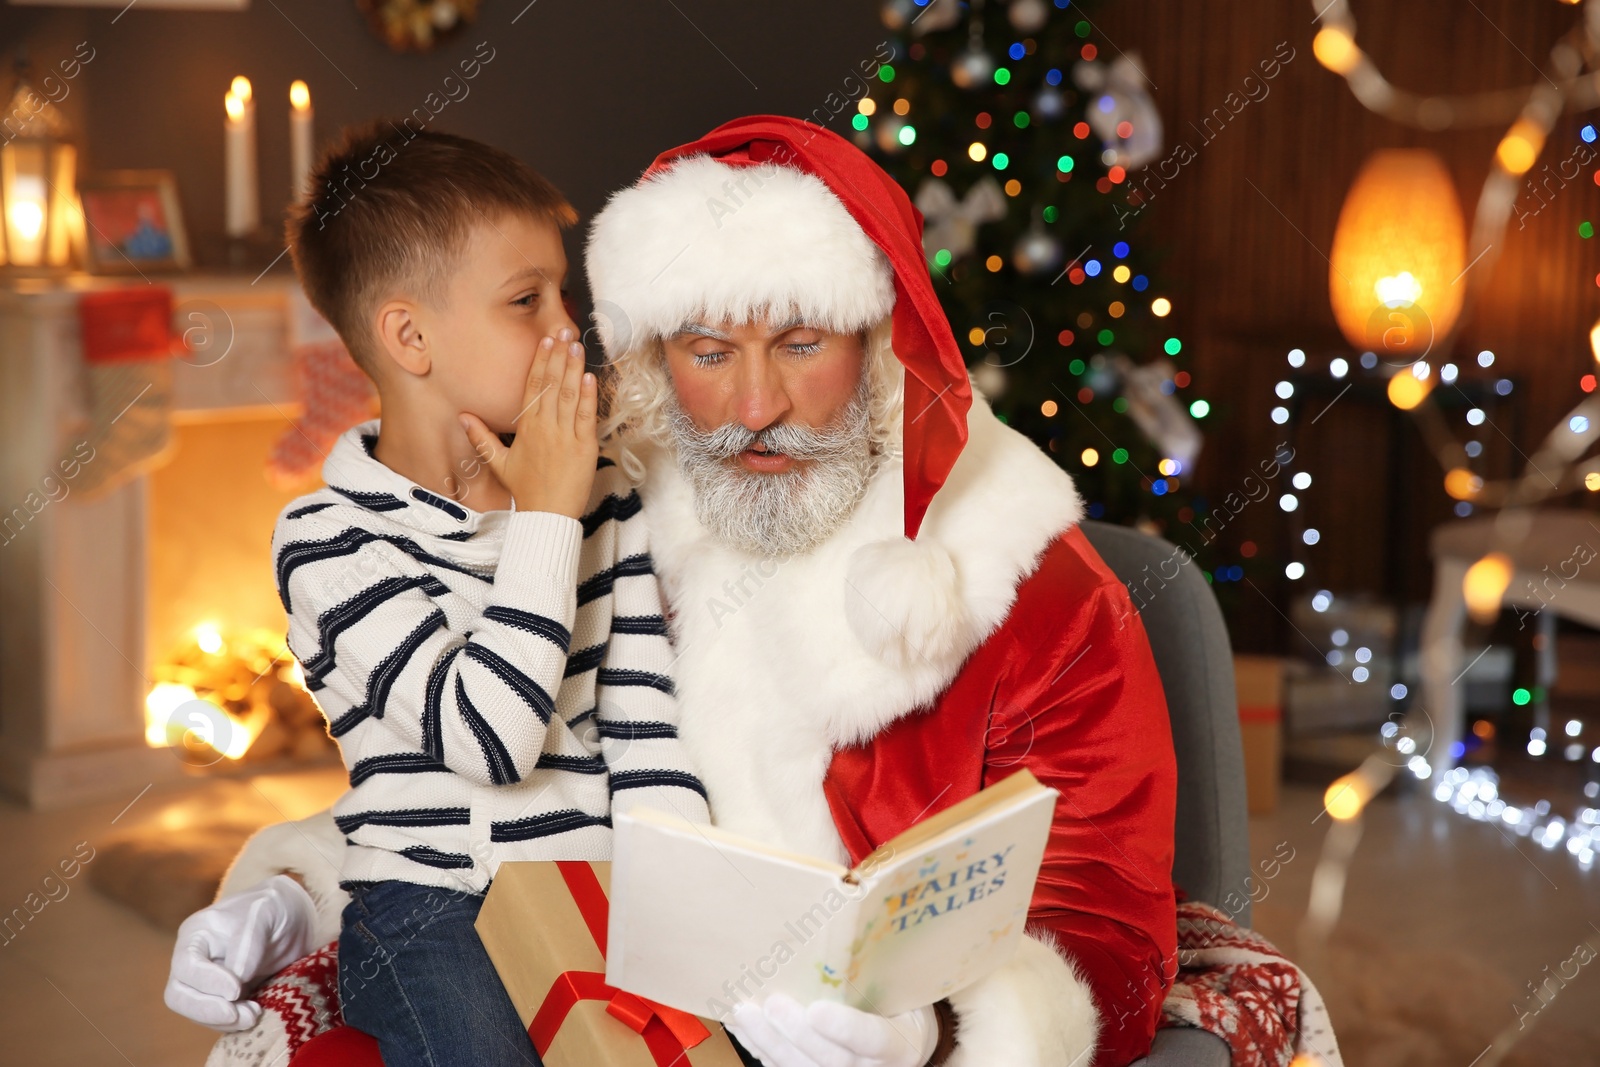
xmin=853 ymin=766 xmax=1048 ymax=873
xmin=842 ymin=782 xmax=1058 ymax=1016
xmin=607 ymin=809 xmax=862 ymax=1020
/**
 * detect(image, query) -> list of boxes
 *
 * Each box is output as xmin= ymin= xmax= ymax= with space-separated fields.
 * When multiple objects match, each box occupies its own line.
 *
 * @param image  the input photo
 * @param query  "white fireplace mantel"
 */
xmin=0 ymin=272 xmax=302 ymax=809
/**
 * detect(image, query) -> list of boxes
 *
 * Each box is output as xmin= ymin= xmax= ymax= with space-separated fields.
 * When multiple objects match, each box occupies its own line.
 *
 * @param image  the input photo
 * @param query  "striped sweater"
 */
xmin=271 ymin=419 xmax=709 ymax=892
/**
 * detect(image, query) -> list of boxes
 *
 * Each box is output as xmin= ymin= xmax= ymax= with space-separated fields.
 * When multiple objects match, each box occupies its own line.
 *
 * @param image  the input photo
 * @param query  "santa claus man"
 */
xmin=169 ymin=117 xmax=1177 ymax=1067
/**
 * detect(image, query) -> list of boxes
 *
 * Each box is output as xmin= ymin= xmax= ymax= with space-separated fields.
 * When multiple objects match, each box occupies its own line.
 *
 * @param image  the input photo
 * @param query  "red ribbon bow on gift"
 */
xmin=527 ymin=862 xmax=711 ymax=1065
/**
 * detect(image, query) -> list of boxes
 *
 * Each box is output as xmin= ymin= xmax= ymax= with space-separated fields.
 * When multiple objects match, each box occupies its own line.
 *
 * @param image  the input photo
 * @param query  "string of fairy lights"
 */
xmin=1304 ymin=0 xmax=1600 ymax=904
xmin=1310 ymin=0 xmax=1600 ymax=520
xmin=861 ymin=2 xmax=1598 ymax=879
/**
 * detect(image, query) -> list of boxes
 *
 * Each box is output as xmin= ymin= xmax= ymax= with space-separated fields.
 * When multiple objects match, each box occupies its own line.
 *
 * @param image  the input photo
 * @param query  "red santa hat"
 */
xmin=585 ymin=115 xmax=972 ymax=542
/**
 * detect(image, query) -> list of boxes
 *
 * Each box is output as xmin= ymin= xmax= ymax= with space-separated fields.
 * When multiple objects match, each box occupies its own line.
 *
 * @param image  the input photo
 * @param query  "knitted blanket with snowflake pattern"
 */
xmin=1161 ymin=900 xmax=1344 ymax=1067
xmin=208 ymin=902 xmax=1344 ymax=1067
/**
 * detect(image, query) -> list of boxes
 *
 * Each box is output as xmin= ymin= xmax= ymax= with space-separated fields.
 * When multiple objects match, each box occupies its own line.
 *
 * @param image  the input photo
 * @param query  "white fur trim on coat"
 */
xmin=843 ymin=535 xmax=976 ymax=669
xmin=584 ymin=155 xmax=895 ymax=356
xmin=946 ymin=932 xmax=1099 ymax=1067
xmin=638 ymin=393 xmax=1083 ymax=863
xmin=218 ymin=810 xmax=349 ymax=949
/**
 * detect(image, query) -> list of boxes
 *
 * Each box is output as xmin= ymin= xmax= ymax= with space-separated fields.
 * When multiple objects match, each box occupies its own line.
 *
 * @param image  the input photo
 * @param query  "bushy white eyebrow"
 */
xmin=675 ymin=322 xmax=731 ymax=340
xmin=674 ymin=316 xmax=808 ymax=340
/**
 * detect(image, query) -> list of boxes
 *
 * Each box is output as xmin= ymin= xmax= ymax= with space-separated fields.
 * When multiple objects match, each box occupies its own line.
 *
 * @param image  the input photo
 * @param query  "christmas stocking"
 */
xmin=265 ymin=288 xmax=378 ymax=490
xmin=70 ymin=287 xmax=179 ymax=501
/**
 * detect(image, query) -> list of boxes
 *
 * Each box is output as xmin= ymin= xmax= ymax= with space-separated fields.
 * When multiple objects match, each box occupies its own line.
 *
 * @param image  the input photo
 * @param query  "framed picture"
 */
xmin=78 ymin=169 xmax=192 ymax=273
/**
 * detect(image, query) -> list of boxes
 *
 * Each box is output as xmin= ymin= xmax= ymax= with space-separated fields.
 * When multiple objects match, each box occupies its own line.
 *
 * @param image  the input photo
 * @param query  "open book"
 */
xmin=606 ymin=768 xmax=1059 ymax=1019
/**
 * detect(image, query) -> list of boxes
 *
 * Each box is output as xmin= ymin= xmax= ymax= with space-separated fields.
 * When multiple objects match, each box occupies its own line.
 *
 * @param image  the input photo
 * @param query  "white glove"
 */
xmin=727 ymin=993 xmax=941 ymax=1067
xmin=163 ymin=874 xmax=318 ymax=1031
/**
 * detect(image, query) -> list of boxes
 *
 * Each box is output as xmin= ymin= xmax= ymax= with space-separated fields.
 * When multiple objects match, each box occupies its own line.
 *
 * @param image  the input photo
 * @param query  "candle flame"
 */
xmin=225 ymin=91 xmax=245 ymax=121
xmin=231 ymin=75 xmax=253 ymax=104
xmin=8 ymin=198 xmax=45 ymax=241
xmin=290 ymin=79 xmax=310 ymax=111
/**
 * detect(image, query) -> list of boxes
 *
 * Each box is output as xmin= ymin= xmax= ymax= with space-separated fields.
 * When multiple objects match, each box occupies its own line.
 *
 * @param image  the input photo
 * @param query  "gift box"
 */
xmin=475 ymin=860 xmax=744 ymax=1067
xmin=1233 ymin=655 xmax=1283 ymax=815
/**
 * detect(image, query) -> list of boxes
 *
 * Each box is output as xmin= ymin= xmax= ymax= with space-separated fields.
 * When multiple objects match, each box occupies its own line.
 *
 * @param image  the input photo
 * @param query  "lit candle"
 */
xmin=224 ymin=75 xmax=258 ymax=238
xmin=289 ymin=79 xmax=313 ymax=200
xmin=5 ymin=173 xmax=48 ymax=264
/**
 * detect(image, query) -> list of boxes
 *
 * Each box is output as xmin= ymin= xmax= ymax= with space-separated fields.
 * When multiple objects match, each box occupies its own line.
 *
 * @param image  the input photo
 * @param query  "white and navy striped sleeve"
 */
xmin=273 ymin=507 xmax=581 ymax=788
xmin=589 ymin=493 xmax=711 ymax=826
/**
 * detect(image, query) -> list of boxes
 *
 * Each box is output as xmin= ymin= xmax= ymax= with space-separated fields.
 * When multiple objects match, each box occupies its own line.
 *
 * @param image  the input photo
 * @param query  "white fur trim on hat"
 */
xmin=585 ymin=155 xmax=895 ymax=357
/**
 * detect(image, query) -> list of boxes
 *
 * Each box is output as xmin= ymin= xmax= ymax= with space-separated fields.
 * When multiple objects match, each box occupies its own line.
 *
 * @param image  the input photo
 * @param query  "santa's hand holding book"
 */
xmin=727 ymin=995 xmax=943 ymax=1067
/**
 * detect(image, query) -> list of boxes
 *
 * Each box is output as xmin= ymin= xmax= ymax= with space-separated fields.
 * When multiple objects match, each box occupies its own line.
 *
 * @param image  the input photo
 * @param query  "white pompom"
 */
xmin=844 ymin=537 xmax=976 ymax=668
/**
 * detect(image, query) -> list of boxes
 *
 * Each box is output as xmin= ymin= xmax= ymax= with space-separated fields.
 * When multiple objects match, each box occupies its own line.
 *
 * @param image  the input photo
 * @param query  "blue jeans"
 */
xmin=338 ymin=880 xmax=543 ymax=1067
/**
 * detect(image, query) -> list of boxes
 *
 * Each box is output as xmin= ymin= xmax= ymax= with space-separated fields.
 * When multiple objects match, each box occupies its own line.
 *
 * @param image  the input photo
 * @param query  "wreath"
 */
xmin=357 ymin=0 xmax=480 ymax=53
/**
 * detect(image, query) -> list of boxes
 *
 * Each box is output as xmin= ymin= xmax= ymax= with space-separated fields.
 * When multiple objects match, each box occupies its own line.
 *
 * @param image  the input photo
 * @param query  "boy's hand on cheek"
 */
xmin=459 ymin=330 xmax=598 ymax=519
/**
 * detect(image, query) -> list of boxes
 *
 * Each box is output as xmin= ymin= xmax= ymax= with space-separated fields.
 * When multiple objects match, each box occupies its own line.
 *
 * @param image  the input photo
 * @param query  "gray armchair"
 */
xmin=1079 ymin=521 xmax=1249 ymax=1067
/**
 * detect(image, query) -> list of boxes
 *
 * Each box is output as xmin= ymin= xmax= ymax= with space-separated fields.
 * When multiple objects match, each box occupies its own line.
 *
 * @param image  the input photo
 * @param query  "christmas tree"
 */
xmin=862 ymin=0 xmax=1229 ymax=579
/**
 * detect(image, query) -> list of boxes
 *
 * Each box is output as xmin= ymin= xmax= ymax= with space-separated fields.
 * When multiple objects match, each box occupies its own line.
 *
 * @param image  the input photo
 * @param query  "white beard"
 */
xmin=662 ymin=381 xmax=879 ymax=558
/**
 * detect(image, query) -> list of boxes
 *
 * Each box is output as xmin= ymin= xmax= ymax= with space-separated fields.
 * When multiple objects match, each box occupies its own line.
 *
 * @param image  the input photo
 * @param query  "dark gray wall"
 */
xmin=1 ymin=0 xmax=885 ymax=286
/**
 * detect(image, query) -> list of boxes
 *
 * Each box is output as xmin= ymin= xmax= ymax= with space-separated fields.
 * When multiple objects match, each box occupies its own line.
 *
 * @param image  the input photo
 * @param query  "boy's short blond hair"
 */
xmin=287 ymin=121 xmax=576 ymax=375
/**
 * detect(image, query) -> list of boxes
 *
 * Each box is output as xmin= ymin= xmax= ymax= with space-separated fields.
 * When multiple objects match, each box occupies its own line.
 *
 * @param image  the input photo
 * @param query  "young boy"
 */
xmin=272 ymin=123 xmax=709 ymax=1066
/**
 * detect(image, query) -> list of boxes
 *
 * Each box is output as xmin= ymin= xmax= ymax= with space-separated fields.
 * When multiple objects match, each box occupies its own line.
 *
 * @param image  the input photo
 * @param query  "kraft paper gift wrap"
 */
xmin=475 ymin=860 xmax=744 ymax=1067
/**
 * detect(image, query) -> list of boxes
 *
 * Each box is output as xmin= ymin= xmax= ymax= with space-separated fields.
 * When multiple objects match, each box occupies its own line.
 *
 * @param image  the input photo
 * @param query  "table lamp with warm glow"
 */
xmin=1328 ymin=149 xmax=1466 ymax=362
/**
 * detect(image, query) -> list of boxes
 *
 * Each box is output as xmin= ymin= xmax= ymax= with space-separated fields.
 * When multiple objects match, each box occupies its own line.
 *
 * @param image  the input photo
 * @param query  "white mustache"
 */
xmin=668 ymin=397 xmax=870 ymax=465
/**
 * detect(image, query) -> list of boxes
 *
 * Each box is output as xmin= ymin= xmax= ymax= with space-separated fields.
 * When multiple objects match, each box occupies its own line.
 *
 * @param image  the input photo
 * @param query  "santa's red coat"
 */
xmin=825 ymin=525 xmax=1178 ymax=1067
xmin=641 ymin=395 xmax=1179 ymax=1066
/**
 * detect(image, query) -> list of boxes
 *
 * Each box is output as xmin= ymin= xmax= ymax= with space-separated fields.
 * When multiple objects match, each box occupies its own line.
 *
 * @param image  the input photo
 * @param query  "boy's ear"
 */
xmin=375 ymin=299 xmax=429 ymax=375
